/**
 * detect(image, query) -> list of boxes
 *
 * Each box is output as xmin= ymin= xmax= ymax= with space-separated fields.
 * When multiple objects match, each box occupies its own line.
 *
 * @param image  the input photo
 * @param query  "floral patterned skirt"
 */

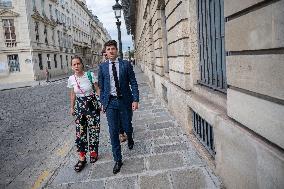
xmin=74 ymin=95 xmax=100 ymax=154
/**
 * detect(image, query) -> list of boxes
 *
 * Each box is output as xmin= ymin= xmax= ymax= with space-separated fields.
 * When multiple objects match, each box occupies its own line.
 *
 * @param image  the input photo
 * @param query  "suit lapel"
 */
xmin=105 ymin=61 xmax=110 ymax=87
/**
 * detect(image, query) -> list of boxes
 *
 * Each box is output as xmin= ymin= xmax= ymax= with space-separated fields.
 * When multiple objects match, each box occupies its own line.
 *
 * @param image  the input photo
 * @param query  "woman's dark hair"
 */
xmin=71 ymin=55 xmax=84 ymax=68
xmin=101 ymin=47 xmax=106 ymax=56
xmin=104 ymin=40 xmax=118 ymax=49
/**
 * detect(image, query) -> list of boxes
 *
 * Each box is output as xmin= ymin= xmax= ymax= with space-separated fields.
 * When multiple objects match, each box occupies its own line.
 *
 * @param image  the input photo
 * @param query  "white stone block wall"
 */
xmin=133 ymin=0 xmax=284 ymax=188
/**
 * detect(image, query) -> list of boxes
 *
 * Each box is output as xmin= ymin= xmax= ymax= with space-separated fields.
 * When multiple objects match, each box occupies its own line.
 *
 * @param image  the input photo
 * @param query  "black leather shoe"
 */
xmin=113 ymin=160 xmax=123 ymax=174
xmin=128 ymin=139 xmax=134 ymax=150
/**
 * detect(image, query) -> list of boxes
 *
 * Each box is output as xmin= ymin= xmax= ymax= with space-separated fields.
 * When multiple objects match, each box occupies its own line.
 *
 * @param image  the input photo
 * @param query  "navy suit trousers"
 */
xmin=106 ymin=97 xmax=133 ymax=161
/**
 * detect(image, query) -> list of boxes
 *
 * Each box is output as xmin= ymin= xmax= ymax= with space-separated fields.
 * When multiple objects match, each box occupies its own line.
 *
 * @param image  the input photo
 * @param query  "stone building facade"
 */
xmin=0 ymin=0 xmax=110 ymax=83
xmin=123 ymin=0 xmax=284 ymax=188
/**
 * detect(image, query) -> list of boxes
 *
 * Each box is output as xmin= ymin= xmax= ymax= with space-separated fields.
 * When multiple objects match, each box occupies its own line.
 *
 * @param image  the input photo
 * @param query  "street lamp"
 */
xmin=112 ymin=0 xmax=123 ymax=59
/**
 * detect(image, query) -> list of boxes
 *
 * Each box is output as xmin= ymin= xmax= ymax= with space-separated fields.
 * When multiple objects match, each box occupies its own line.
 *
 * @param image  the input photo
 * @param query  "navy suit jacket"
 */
xmin=98 ymin=59 xmax=139 ymax=111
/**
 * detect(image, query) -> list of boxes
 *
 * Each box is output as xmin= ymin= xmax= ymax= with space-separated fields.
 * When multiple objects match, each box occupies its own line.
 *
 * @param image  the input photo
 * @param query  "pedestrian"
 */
xmin=67 ymin=56 xmax=101 ymax=172
xmin=101 ymin=47 xmax=128 ymax=143
xmin=101 ymin=48 xmax=107 ymax=62
xmin=45 ymin=67 xmax=50 ymax=82
xmin=98 ymin=40 xmax=139 ymax=174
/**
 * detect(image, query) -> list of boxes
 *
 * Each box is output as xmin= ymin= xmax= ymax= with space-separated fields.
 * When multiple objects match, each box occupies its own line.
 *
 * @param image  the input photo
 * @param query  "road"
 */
xmin=0 ymin=80 xmax=74 ymax=189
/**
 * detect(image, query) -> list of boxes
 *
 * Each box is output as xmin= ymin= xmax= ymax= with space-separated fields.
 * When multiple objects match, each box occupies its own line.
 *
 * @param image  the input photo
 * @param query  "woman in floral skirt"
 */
xmin=67 ymin=56 xmax=100 ymax=172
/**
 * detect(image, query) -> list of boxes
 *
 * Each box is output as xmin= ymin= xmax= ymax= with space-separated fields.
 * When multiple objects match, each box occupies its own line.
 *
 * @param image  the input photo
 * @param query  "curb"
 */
xmin=0 ymin=76 xmax=69 ymax=92
xmin=0 ymin=85 xmax=33 ymax=92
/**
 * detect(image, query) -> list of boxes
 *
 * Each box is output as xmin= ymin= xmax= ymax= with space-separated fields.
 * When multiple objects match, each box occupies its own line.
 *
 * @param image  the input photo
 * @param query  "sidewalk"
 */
xmin=45 ymin=66 xmax=222 ymax=189
xmin=0 ymin=74 xmax=69 ymax=91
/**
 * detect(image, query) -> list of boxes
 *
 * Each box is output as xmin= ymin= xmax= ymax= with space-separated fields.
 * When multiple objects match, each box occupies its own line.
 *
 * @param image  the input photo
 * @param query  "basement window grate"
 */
xmin=162 ymin=84 xmax=168 ymax=103
xmin=192 ymin=111 xmax=215 ymax=157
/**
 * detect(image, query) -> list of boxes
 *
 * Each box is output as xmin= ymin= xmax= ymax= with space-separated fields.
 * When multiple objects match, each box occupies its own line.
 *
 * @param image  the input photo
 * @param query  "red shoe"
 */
xmin=90 ymin=151 xmax=98 ymax=163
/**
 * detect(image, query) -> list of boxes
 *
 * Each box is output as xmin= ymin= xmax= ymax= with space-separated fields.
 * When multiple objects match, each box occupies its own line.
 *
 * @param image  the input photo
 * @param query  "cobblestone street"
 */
xmin=0 ymin=79 xmax=74 ymax=189
xmin=45 ymin=67 xmax=222 ymax=189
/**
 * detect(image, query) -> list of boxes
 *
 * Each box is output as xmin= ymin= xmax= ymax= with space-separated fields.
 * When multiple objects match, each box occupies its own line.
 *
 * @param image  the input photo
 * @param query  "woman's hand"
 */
xmin=94 ymin=82 xmax=100 ymax=96
xmin=101 ymin=105 xmax=105 ymax=114
xmin=70 ymin=107 xmax=75 ymax=116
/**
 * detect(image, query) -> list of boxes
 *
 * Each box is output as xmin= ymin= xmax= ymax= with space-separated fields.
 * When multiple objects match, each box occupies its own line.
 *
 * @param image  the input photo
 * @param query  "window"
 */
xmin=38 ymin=54 xmax=43 ymax=70
xmin=60 ymin=55 xmax=63 ymax=69
xmin=44 ymin=25 xmax=48 ymax=45
xmin=197 ymin=0 xmax=226 ymax=92
xmin=35 ymin=22 xmax=39 ymax=42
xmin=52 ymin=29 xmax=55 ymax=45
xmin=3 ymin=19 xmax=16 ymax=47
xmin=55 ymin=9 xmax=58 ymax=21
xmin=54 ymin=54 xmax=57 ymax=68
xmin=47 ymin=54 xmax=51 ymax=69
xmin=7 ymin=54 xmax=20 ymax=72
xmin=41 ymin=0 xmax=45 ymax=16
xmin=66 ymin=55 xmax=68 ymax=67
xmin=57 ymin=30 xmax=60 ymax=46
xmin=49 ymin=4 xmax=52 ymax=19
xmin=0 ymin=0 xmax=12 ymax=7
xmin=160 ymin=6 xmax=169 ymax=73
xmin=32 ymin=0 xmax=36 ymax=10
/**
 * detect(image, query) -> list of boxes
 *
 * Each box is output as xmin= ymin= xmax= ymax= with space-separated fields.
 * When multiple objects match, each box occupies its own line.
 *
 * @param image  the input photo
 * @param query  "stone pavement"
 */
xmin=45 ymin=67 xmax=222 ymax=189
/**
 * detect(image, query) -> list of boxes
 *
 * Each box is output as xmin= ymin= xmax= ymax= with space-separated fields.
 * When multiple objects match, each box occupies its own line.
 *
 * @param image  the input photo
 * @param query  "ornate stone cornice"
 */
xmin=0 ymin=9 xmax=20 ymax=17
xmin=31 ymin=11 xmax=57 ymax=27
xmin=49 ymin=0 xmax=58 ymax=3
xmin=121 ymin=0 xmax=136 ymax=35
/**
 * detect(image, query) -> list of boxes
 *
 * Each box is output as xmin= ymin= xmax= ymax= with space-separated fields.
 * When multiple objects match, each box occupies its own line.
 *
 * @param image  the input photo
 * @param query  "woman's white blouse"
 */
xmin=67 ymin=72 xmax=97 ymax=97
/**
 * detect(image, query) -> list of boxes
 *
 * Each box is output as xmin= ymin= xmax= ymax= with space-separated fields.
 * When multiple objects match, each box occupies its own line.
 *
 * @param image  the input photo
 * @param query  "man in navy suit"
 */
xmin=98 ymin=40 xmax=139 ymax=174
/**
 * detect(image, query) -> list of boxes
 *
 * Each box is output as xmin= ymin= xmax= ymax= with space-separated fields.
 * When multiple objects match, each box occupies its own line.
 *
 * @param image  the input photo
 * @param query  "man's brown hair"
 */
xmin=104 ymin=40 xmax=118 ymax=49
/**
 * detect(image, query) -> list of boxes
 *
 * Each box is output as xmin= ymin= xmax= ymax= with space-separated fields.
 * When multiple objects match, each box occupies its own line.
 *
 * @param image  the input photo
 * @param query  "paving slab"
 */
xmin=140 ymin=173 xmax=171 ymax=189
xmin=105 ymin=176 xmax=138 ymax=189
xmin=146 ymin=153 xmax=185 ymax=171
xmin=45 ymin=66 xmax=222 ymax=189
xmin=170 ymin=167 xmax=218 ymax=189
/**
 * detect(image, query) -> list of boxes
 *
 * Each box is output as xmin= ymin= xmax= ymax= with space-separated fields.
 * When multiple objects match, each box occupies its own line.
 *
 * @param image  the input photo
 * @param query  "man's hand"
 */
xmin=132 ymin=102 xmax=139 ymax=111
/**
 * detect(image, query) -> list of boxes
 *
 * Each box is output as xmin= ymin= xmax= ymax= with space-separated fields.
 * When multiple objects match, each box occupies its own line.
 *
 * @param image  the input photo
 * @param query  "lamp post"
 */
xmin=128 ymin=46 xmax=131 ymax=61
xmin=112 ymin=0 xmax=123 ymax=59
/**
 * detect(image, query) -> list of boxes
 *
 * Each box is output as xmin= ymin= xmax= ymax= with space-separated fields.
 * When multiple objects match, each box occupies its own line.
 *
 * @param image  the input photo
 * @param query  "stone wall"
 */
xmin=133 ymin=0 xmax=284 ymax=188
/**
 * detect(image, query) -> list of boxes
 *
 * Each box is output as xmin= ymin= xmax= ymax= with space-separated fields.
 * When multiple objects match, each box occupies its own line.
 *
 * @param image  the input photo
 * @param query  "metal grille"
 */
xmin=197 ymin=0 xmax=226 ymax=93
xmin=192 ymin=111 xmax=215 ymax=157
xmin=7 ymin=54 xmax=19 ymax=72
xmin=162 ymin=84 xmax=168 ymax=103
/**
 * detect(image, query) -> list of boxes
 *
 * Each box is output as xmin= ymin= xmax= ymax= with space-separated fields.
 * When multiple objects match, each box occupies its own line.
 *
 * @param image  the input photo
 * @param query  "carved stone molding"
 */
xmin=31 ymin=11 xmax=57 ymax=27
xmin=0 ymin=9 xmax=20 ymax=18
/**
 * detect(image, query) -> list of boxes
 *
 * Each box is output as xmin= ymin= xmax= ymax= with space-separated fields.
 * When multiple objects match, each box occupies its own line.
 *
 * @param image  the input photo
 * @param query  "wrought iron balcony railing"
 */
xmin=5 ymin=42 xmax=17 ymax=47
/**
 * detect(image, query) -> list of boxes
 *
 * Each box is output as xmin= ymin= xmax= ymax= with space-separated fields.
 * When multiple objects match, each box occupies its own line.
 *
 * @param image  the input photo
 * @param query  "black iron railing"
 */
xmin=197 ymin=0 xmax=227 ymax=93
xmin=192 ymin=111 xmax=215 ymax=157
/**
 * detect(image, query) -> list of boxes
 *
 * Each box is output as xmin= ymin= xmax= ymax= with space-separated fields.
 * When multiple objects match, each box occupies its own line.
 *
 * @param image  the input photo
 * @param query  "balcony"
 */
xmin=5 ymin=42 xmax=17 ymax=47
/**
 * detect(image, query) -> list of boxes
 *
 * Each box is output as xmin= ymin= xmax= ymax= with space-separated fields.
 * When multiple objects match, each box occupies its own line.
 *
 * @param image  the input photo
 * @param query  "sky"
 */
xmin=86 ymin=0 xmax=133 ymax=52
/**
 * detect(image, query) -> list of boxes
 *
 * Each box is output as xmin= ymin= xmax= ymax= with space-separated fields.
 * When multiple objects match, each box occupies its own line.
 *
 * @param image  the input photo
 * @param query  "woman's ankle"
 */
xmin=90 ymin=151 xmax=98 ymax=158
xmin=79 ymin=152 xmax=86 ymax=161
